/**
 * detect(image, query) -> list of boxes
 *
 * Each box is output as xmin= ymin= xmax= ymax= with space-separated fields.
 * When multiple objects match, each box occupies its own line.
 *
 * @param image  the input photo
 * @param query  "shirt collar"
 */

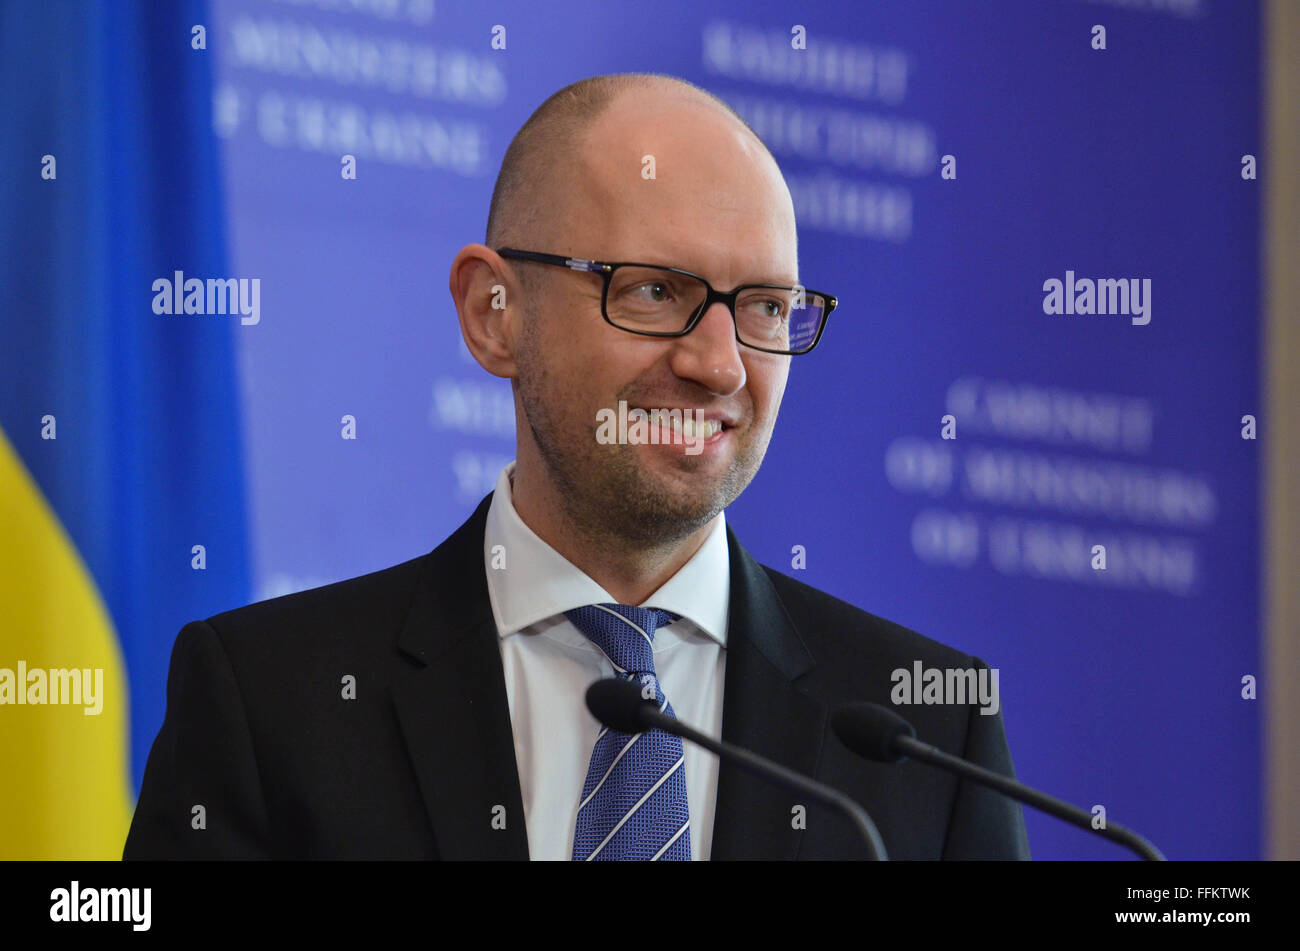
xmin=483 ymin=461 xmax=729 ymax=647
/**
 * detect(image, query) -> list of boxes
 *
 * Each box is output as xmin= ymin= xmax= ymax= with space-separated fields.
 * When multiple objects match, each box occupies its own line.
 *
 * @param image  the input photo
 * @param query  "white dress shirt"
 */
xmin=483 ymin=460 xmax=729 ymax=860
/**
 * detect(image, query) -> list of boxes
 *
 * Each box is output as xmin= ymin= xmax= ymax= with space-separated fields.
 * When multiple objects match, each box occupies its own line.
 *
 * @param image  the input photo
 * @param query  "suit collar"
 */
xmin=391 ymin=493 xmax=825 ymax=860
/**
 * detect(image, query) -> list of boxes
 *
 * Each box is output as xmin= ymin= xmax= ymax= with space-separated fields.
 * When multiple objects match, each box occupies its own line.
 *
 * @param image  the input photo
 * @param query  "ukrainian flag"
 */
xmin=0 ymin=2 xmax=249 ymax=858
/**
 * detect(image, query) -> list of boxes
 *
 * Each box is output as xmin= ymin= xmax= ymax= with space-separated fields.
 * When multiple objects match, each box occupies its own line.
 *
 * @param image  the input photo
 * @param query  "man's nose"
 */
xmin=668 ymin=301 xmax=746 ymax=396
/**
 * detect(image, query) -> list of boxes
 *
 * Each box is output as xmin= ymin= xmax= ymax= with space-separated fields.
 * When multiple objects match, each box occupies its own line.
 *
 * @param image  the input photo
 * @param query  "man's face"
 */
xmin=512 ymin=93 xmax=798 ymax=546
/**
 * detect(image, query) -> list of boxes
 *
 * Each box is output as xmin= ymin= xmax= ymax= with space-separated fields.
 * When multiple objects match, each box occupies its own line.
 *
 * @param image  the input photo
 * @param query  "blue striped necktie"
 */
xmin=565 ymin=603 xmax=691 ymax=861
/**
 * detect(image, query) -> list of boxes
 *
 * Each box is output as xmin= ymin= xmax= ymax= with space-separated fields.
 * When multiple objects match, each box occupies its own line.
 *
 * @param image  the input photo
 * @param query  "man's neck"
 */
xmin=508 ymin=465 xmax=716 ymax=606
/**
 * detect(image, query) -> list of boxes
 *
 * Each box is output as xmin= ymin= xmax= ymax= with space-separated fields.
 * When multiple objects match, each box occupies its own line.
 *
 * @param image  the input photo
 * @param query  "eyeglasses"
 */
xmin=496 ymin=248 xmax=837 ymax=355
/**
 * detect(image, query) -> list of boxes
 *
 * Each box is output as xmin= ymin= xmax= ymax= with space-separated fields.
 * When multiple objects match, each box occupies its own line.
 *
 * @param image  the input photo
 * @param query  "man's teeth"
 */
xmin=647 ymin=410 xmax=722 ymax=439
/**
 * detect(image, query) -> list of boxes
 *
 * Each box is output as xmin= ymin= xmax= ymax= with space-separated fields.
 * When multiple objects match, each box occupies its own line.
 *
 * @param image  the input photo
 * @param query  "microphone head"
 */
xmin=832 ymin=702 xmax=917 ymax=763
xmin=586 ymin=678 xmax=657 ymax=734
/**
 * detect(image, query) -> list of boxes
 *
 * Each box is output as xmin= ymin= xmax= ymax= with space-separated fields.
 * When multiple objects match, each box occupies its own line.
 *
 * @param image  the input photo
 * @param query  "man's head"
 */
xmin=451 ymin=73 xmax=798 ymax=549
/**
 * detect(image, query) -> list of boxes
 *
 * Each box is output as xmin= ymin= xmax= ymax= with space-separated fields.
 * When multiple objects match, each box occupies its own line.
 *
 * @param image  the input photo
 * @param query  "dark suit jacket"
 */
xmin=123 ymin=492 xmax=1031 ymax=860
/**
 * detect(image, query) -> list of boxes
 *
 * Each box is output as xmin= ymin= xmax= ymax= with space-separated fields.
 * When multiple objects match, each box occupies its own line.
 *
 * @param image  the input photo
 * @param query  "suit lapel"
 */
xmin=710 ymin=526 xmax=826 ymax=860
xmin=390 ymin=493 xmax=530 ymax=859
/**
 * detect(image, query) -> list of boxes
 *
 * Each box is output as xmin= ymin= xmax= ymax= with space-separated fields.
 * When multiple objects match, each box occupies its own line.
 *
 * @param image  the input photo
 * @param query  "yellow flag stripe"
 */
xmin=0 ymin=427 xmax=132 ymax=859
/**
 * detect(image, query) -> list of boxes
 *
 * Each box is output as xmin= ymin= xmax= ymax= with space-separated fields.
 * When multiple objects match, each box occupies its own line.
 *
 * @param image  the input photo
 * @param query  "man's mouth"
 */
xmin=646 ymin=409 xmax=726 ymax=441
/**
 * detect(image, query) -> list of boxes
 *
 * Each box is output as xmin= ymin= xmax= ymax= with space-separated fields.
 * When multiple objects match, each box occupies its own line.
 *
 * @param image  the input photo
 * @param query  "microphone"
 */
xmin=831 ymin=702 xmax=1166 ymax=861
xmin=586 ymin=678 xmax=888 ymax=861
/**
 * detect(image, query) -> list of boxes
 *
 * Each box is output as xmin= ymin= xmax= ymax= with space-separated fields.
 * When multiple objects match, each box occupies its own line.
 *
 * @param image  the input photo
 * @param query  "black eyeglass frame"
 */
xmin=495 ymin=247 xmax=838 ymax=355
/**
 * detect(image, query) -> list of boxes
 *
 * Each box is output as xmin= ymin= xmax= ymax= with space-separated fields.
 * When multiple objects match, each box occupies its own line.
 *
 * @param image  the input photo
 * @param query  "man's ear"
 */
xmin=448 ymin=244 xmax=522 ymax=379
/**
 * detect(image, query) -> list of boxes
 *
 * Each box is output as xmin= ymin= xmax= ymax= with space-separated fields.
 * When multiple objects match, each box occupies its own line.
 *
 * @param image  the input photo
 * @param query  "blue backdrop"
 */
xmin=197 ymin=0 xmax=1259 ymax=859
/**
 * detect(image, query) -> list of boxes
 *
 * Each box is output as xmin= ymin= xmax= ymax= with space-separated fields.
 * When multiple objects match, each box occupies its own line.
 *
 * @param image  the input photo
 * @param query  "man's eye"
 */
xmin=750 ymin=298 xmax=786 ymax=319
xmin=635 ymin=283 xmax=671 ymax=301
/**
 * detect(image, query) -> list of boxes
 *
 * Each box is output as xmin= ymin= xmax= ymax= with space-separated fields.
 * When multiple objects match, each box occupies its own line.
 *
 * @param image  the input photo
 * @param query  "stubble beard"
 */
xmin=514 ymin=346 xmax=769 ymax=551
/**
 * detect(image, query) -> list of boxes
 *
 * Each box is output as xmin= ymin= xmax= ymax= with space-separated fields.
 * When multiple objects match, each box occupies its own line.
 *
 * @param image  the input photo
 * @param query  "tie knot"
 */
xmin=564 ymin=603 xmax=678 ymax=676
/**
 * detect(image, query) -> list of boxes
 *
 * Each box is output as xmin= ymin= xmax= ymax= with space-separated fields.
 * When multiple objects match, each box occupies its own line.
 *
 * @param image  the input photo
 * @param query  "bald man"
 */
xmin=125 ymin=73 xmax=1030 ymax=861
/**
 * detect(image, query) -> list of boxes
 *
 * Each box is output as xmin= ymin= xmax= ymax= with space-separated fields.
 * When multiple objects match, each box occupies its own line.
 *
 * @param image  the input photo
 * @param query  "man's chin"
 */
xmin=615 ymin=470 xmax=744 ymax=537
xmin=612 ymin=501 xmax=722 ymax=545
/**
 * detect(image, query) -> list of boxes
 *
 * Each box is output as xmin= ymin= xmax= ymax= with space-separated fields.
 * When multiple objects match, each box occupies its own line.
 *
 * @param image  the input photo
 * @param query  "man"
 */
xmin=124 ymin=72 xmax=1030 ymax=860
